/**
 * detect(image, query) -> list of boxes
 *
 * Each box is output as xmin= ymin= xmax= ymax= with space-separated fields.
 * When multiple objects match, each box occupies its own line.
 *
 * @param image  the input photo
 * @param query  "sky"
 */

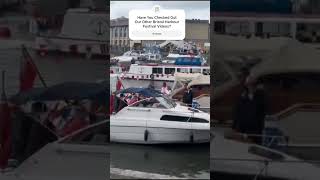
xmin=110 ymin=1 xmax=210 ymax=20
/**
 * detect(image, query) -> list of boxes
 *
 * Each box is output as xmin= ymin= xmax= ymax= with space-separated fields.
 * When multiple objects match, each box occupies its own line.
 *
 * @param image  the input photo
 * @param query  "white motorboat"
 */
xmin=0 ymin=120 xmax=109 ymax=180
xmin=214 ymin=37 xmax=320 ymax=159
xmin=110 ymin=88 xmax=210 ymax=144
xmin=34 ymin=8 xmax=108 ymax=57
xmin=212 ymin=127 xmax=320 ymax=180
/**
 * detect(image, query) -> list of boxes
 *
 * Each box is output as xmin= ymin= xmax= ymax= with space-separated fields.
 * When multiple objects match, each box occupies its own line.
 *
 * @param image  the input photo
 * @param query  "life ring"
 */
xmin=144 ymin=129 xmax=149 ymax=142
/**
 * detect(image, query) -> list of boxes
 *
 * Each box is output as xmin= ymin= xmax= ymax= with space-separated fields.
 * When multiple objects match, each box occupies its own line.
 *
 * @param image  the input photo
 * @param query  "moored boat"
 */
xmin=110 ymin=88 xmax=210 ymax=144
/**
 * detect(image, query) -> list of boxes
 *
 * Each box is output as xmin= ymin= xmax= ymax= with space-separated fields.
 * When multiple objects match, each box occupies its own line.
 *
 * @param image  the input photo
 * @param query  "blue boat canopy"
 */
xmin=10 ymin=82 xmax=109 ymax=104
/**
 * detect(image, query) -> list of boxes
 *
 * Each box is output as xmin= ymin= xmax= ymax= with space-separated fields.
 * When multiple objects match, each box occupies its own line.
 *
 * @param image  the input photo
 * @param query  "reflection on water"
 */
xmin=110 ymin=143 xmax=210 ymax=178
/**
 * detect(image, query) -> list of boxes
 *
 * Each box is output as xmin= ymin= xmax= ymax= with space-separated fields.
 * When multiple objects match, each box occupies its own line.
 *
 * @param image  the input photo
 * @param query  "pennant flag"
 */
xmin=0 ymin=71 xmax=11 ymax=169
xmin=19 ymin=45 xmax=47 ymax=91
xmin=20 ymin=47 xmax=38 ymax=92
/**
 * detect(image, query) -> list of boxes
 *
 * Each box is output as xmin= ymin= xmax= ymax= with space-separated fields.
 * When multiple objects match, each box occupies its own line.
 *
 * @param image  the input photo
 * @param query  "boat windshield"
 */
xmin=156 ymin=96 xmax=176 ymax=109
xmin=130 ymin=96 xmax=176 ymax=109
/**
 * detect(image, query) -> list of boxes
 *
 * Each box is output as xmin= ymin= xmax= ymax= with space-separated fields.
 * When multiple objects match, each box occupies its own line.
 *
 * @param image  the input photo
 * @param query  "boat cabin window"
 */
xmin=160 ymin=115 xmax=208 ymax=123
xmin=165 ymin=68 xmax=175 ymax=74
xmin=202 ymin=69 xmax=210 ymax=75
xmin=190 ymin=68 xmax=201 ymax=73
xmin=61 ymin=121 xmax=109 ymax=145
xmin=177 ymin=68 xmax=189 ymax=73
xmin=152 ymin=67 xmax=163 ymax=74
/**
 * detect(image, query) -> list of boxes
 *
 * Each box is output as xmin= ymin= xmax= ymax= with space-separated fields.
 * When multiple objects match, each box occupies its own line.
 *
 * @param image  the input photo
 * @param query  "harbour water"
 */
xmin=110 ymin=143 xmax=210 ymax=179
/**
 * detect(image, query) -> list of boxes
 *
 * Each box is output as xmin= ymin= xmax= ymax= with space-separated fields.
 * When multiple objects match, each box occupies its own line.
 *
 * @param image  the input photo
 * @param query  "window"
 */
xmin=160 ymin=115 xmax=189 ymax=122
xmin=160 ymin=115 xmax=208 ymax=123
xmin=203 ymin=68 xmax=210 ymax=75
xmin=191 ymin=68 xmax=201 ymax=73
xmin=115 ymin=40 xmax=117 ymax=45
xmin=124 ymin=27 xmax=127 ymax=37
xmin=165 ymin=68 xmax=175 ymax=74
xmin=119 ymin=40 xmax=122 ymax=46
xmin=115 ymin=28 xmax=118 ymax=37
xmin=189 ymin=117 xmax=209 ymax=123
xmin=179 ymin=68 xmax=189 ymax=73
xmin=152 ymin=67 xmax=163 ymax=74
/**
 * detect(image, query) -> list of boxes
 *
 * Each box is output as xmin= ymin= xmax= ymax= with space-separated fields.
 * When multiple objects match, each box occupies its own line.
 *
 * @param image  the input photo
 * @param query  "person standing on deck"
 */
xmin=232 ymin=76 xmax=267 ymax=144
xmin=182 ymin=83 xmax=193 ymax=107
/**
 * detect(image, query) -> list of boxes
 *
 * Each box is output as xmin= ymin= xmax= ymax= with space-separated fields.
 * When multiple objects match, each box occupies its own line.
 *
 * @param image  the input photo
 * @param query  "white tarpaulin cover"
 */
xmin=59 ymin=10 xmax=108 ymax=41
xmin=251 ymin=39 xmax=320 ymax=78
xmin=188 ymin=74 xmax=210 ymax=88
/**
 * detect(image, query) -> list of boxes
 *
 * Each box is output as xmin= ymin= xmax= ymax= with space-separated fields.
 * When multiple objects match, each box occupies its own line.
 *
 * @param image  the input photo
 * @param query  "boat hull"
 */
xmin=110 ymin=125 xmax=210 ymax=144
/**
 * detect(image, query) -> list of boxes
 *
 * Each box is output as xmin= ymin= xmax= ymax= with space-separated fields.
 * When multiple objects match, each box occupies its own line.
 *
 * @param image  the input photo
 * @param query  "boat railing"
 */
xmin=272 ymin=103 xmax=320 ymax=121
xmin=224 ymin=131 xmax=288 ymax=148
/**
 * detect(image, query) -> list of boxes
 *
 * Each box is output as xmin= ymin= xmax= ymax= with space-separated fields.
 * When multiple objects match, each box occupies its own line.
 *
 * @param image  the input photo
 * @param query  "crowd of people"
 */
xmin=110 ymin=92 xmax=149 ymax=113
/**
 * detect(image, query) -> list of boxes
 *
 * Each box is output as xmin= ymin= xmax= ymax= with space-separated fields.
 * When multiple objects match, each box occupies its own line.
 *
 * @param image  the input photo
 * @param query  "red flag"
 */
xmin=116 ymin=78 xmax=123 ymax=91
xmin=20 ymin=48 xmax=38 ymax=92
xmin=0 ymin=82 xmax=11 ymax=169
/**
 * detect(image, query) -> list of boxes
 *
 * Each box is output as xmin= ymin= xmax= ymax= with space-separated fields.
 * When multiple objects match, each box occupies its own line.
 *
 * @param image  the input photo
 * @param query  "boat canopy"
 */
xmin=251 ymin=39 xmax=320 ymax=79
xmin=172 ymin=73 xmax=202 ymax=91
xmin=117 ymin=87 xmax=162 ymax=97
xmin=10 ymin=82 xmax=108 ymax=104
xmin=188 ymin=74 xmax=210 ymax=88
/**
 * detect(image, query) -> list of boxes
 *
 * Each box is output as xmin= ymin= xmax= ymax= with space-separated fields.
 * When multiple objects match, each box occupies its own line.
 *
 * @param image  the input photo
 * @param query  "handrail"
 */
xmin=127 ymin=108 xmax=151 ymax=112
xmin=194 ymin=94 xmax=210 ymax=99
xmin=273 ymin=103 xmax=320 ymax=120
xmin=224 ymin=131 xmax=288 ymax=148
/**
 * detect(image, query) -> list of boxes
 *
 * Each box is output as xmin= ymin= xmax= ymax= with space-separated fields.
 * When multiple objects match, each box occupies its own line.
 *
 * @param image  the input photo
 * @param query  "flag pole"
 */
xmin=21 ymin=45 xmax=47 ymax=88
